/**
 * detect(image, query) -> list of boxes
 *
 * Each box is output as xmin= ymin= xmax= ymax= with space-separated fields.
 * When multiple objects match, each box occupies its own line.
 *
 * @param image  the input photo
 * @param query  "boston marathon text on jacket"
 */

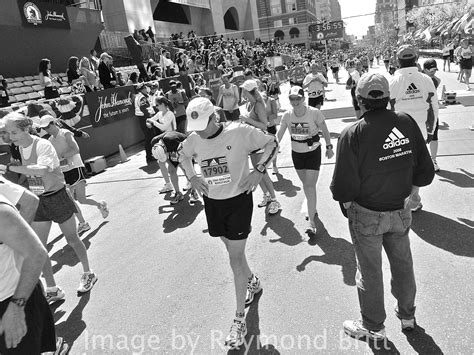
xmin=330 ymin=109 xmax=435 ymax=212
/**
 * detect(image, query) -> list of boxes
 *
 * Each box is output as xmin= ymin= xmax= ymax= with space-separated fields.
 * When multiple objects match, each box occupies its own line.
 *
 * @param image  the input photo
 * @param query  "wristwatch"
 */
xmin=10 ymin=297 xmax=26 ymax=308
xmin=255 ymin=164 xmax=266 ymax=173
xmin=326 ymin=144 xmax=333 ymax=150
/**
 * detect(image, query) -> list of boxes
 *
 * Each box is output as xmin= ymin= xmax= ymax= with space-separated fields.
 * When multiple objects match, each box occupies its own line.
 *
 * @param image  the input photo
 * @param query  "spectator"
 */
xmin=116 ymin=72 xmax=126 ymax=86
xmin=0 ymin=75 xmax=9 ymax=108
xmin=217 ymin=73 xmax=239 ymax=121
xmin=165 ymin=80 xmax=188 ymax=134
xmin=140 ymin=29 xmax=148 ymax=42
xmin=66 ymin=56 xmax=82 ymax=85
xmin=133 ymin=29 xmax=143 ymax=43
xmin=146 ymin=26 xmax=155 ymax=44
xmin=78 ymin=57 xmax=97 ymax=92
xmin=89 ymin=49 xmax=99 ymax=72
xmin=98 ymin=52 xmax=116 ymax=89
xmin=38 ymin=58 xmax=61 ymax=100
xmin=126 ymin=72 xmax=139 ymax=86
xmin=134 ymin=83 xmax=156 ymax=164
xmin=176 ymin=52 xmax=187 ymax=74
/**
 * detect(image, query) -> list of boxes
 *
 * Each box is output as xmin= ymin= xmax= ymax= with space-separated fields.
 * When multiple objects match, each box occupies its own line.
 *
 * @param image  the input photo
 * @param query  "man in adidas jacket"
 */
xmin=330 ymin=73 xmax=434 ymax=341
xmin=389 ymin=45 xmax=439 ymax=142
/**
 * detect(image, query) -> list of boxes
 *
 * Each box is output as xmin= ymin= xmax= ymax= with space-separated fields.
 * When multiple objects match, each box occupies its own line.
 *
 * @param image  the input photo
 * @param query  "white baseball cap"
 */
xmin=186 ymin=97 xmax=215 ymax=132
xmin=38 ymin=114 xmax=56 ymax=128
xmin=240 ymin=79 xmax=258 ymax=92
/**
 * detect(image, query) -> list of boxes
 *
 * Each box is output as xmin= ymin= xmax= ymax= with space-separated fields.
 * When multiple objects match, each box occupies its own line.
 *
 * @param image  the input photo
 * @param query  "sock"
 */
xmin=235 ymin=311 xmax=246 ymax=321
xmin=46 ymin=286 xmax=58 ymax=292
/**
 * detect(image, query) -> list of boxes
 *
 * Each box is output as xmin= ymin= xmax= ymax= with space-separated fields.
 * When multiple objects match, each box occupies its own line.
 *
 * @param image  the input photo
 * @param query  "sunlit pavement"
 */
xmin=49 ymin=59 xmax=473 ymax=354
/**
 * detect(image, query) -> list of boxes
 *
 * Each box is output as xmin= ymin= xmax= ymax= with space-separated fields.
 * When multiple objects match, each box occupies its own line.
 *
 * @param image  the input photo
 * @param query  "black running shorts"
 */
xmin=292 ymin=146 xmax=322 ymax=171
xmin=0 ymin=283 xmax=56 ymax=354
xmin=63 ymin=167 xmax=86 ymax=186
xmin=34 ymin=186 xmax=78 ymax=224
xmin=203 ymin=192 xmax=253 ymax=240
xmin=308 ymin=96 xmax=324 ymax=108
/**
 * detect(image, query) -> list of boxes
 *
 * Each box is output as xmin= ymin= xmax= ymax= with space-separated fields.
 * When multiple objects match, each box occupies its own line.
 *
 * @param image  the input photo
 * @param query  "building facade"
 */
xmin=256 ymin=0 xmax=340 ymax=47
xmin=375 ymin=0 xmax=401 ymax=41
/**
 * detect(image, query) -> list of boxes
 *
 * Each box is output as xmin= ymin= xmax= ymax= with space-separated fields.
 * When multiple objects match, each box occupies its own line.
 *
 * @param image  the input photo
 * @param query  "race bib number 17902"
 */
xmin=201 ymin=156 xmax=231 ymax=186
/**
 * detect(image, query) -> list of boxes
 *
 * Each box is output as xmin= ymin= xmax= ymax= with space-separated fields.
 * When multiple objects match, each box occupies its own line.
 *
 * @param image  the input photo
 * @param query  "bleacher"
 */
xmin=2 ymin=65 xmax=139 ymax=112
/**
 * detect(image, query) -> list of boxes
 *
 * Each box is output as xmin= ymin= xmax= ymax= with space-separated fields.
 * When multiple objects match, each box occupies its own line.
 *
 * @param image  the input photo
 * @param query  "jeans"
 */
xmin=347 ymin=202 xmax=416 ymax=331
xmin=137 ymin=117 xmax=156 ymax=161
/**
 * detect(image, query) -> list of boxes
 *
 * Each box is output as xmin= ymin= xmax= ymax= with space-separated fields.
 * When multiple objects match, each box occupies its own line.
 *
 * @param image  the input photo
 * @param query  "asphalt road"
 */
xmin=48 ymin=60 xmax=474 ymax=354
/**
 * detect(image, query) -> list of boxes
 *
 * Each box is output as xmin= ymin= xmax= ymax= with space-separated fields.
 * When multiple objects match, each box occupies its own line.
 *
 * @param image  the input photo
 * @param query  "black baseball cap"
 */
xmin=423 ymin=59 xmax=438 ymax=70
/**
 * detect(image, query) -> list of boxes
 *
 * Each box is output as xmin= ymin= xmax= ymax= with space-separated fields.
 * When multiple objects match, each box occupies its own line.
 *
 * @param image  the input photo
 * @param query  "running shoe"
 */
xmin=77 ymin=271 xmax=98 ymax=293
xmin=225 ymin=319 xmax=247 ymax=349
xmin=159 ymin=183 xmax=173 ymax=194
xmin=401 ymin=318 xmax=416 ymax=331
xmin=98 ymin=201 xmax=109 ymax=218
xmin=268 ymin=200 xmax=281 ymax=215
xmin=343 ymin=320 xmax=386 ymax=340
xmin=432 ymin=159 xmax=440 ymax=172
xmin=170 ymin=192 xmax=184 ymax=205
xmin=411 ymin=202 xmax=423 ymax=212
xmin=77 ymin=222 xmax=91 ymax=235
xmin=245 ymin=274 xmax=262 ymax=305
xmin=257 ymin=193 xmax=271 ymax=208
xmin=55 ymin=336 xmax=69 ymax=355
xmin=183 ymin=181 xmax=193 ymax=191
xmin=189 ymin=190 xmax=200 ymax=204
xmin=46 ymin=287 xmax=65 ymax=304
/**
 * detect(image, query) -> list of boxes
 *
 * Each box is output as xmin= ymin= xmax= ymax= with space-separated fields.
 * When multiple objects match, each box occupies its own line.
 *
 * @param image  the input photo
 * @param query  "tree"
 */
xmin=406 ymin=2 xmax=468 ymax=31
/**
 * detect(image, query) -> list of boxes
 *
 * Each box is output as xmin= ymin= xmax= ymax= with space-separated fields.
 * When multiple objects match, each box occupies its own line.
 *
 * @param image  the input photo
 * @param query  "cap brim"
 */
xmin=186 ymin=116 xmax=210 ymax=132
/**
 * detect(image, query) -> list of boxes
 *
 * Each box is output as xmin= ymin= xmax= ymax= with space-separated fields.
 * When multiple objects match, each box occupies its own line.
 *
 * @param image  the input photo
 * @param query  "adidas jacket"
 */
xmin=389 ymin=67 xmax=438 ymax=139
xmin=330 ymin=109 xmax=435 ymax=212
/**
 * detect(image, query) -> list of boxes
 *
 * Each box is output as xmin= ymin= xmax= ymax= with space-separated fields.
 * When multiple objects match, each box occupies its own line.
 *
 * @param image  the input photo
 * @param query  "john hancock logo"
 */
xmin=94 ymin=91 xmax=133 ymax=123
xmin=24 ymin=2 xmax=42 ymax=25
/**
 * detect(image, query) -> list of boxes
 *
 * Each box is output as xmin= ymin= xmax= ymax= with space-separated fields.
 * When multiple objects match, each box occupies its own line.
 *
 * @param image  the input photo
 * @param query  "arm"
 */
xmin=6 ymin=164 xmax=49 ymax=177
xmin=216 ymin=86 xmax=224 ymax=107
xmin=243 ymin=102 xmax=267 ymax=130
xmin=0 ymin=203 xmax=47 ymax=349
xmin=16 ymin=190 xmax=39 ymax=224
xmin=60 ymin=131 xmax=80 ymax=159
xmin=276 ymin=113 xmax=289 ymax=142
xmin=59 ymin=119 xmax=87 ymax=138
xmin=151 ymin=112 xmax=174 ymax=130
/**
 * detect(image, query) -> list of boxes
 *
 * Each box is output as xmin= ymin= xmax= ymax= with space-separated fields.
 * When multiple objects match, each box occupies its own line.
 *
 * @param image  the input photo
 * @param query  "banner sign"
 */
xmin=85 ymin=86 xmax=135 ymax=128
xmin=276 ymin=70 xmax=289 ymax=82
xmin=288 ymin=66 xmax=306 ymax=84
xmin=18 ymin=0 xmax=70 ymax=29
xmin=309 ymin=20 xmax=344 ymax=41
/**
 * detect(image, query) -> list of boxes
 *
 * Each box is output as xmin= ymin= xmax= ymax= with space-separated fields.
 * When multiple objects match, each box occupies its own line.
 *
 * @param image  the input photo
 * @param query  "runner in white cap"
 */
xmin=178 ymin=97 xmax=278 ymax=349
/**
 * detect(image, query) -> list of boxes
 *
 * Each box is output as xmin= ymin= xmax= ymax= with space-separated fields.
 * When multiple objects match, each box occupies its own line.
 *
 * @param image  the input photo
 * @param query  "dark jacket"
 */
xmin=98 ymin=61 xmax=116 ymax=89
xmin=330 ymin=109 xmax=435 ymax=212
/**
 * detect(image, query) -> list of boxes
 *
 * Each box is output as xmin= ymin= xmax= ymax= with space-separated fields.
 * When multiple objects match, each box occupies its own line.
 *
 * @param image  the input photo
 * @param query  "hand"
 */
xmin=239 ymin=170 xmax=264 ymax=194
xmin=426 ymin=134 xmax=433 ymax=144
xmin=404 ymin=192 xmax=421 ymax=210
xmin=0 ymin=303 xmax=27 ymax=349
xmin=81 ymin=132 xmax=90 ymax=139
xmin=325 ymin=148 xmax=334 ymax=159
xmin=146 ymin=119 xmax=153 ymax=129
xmin=190 ymin=175 xmax=208 ymax=196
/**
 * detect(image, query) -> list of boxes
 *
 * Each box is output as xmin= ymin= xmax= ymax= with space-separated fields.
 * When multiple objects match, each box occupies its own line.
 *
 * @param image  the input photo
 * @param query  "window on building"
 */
xmin=274 ymin=30 xmax=284 ymax=41
xmin=287 ymin=0 xmax=297 ymax=12
xmin=270 ymin=0 xmax=282 ymax=15
xmin=289 ymin=27 xmax=300 ymax=38
xmin=274 ymin=20 xmax=283 ymax=27
xmin=288 ymin=17 xmax=295 ymax=25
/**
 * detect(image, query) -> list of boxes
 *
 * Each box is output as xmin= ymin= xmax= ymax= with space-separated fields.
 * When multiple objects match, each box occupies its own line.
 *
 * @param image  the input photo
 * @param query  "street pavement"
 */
xmin=49 ymin=59 xmax=473 ymax=354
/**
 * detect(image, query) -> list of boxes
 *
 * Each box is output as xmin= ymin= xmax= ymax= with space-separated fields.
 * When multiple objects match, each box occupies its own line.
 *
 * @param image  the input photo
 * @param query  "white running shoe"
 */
xmin=77 ymin=271 xmax=98 ymax=293
xmin=77 ymin=222 xmax=91 ymax=235
xmin=343 ymin=320 xmax=386 ymax=340
xmin=98 ymin=201 xmax=109 ymax=218
xmin=245 ymin=274 xmax=262 ymax=305
xmin=159 ymin=183 xmax=173 ymax=194
xmin=268 ymin=200 xmax=281 ymax=215
xmin=257 ymin=193 xmax=271 ymax=208
xmin=225 ymin=319 xmax=247 ymax=349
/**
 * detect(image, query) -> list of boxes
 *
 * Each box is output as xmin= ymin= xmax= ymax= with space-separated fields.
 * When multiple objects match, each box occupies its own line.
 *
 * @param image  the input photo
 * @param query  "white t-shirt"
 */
xmin=21 ymin=138 xmax=60 ymax=171
xmin=179 ymin=122 xmax=275 ymax=200
xmin=149 ymin=110 xmax=177 ymax=132
xmin=0 ymin=176 xmax=26 ymax=205
xmin=281 ymin=106 xmax=326 ymax=153
xmin=0 ymin=195 xmax=21 ymax=301
xmin=303 ymin=73 xmax=327 ymax=98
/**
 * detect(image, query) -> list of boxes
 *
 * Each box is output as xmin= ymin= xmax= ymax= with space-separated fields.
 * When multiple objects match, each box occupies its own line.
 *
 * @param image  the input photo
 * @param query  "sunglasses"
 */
xmin=289 ymin=96 xmax=302 ymax=101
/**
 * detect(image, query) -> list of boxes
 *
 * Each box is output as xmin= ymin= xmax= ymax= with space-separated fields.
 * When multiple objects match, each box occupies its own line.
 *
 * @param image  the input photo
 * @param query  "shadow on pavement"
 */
xmin=228 ymin=291 xmax=281 ymax=355
xmin=55 ymin=292 xmax=90 ymax=351
xmin=436 ymin=168 xmax=473 ymax=188
xmin=437 ymin=121 xmax=450 ymax=130
xmin=458 ymin=217 xmax=474 ymax=228
xmin=296 ymin=219 xmax=357 ymax=286
xmin=138 ymin=162 xmax=160 ymax=175
xmin=411 ymin=211 xmax=474 ymax=257
xmin=403 ymin=324 xmax=444 ymax=354
xmin=366 ymin=338 xmax=400 ymax=355
xmin=51 ymin=221 xmax=109 ymax=274
xmin=159 ymin=195 xmax=203 ymax=233
xmin=262 ymin=213 xmax=304 ymax=247
xmin=271 ymin=173 xmax=301 ymax=198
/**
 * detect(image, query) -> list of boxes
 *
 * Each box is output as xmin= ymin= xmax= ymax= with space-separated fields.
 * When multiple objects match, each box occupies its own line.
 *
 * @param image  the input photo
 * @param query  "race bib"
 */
xmin=290 ymin=122 xmax=310 ymax=140
xmin=201 ymin=156 xmax=231 ymax=186
xmin=59 ymin=159 xmax=70 ymax=172
xmin=27 ymin=176 xmax=45 ymax=196
xmin=309 ymin=90 xmax=323 ymax=97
